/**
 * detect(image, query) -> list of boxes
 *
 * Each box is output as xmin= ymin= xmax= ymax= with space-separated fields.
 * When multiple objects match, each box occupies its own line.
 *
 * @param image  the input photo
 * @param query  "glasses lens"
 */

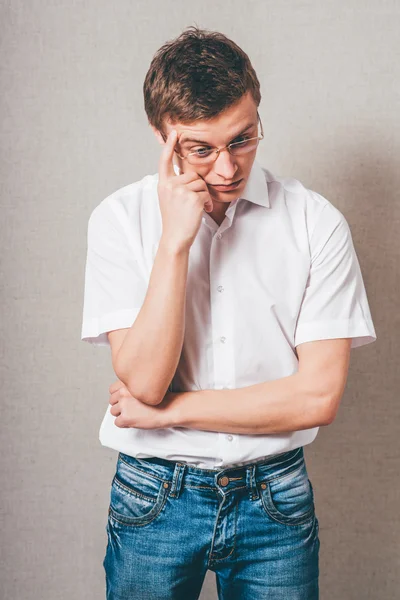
xmin=185 ymin=136 xmax=260 ymax=164
xmin=187 ymin=150 xmax=216 ymax=166
xmin=229 ymin=138 xmax=259 ymax=156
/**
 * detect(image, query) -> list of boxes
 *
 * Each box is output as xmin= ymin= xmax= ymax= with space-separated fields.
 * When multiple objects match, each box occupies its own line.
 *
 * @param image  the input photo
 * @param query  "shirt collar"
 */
xmin=172 ymin=158 xmax=270 ymax=208
xmin=239 ymin=158 xmax=270 ymax=208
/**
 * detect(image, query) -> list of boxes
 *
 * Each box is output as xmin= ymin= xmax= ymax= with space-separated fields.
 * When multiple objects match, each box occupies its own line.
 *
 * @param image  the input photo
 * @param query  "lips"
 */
xmin=210 ymin=178 xmax=243 ymax=189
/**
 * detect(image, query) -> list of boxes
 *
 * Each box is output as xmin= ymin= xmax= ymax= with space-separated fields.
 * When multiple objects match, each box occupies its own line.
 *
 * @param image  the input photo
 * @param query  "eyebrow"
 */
xmin=179 ymin=121 xmax=257 ymax=145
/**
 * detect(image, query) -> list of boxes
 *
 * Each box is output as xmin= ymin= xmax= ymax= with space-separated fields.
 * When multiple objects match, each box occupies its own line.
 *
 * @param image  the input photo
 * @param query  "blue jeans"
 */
xmin=104 ymin=446 xmax=320 ymax=599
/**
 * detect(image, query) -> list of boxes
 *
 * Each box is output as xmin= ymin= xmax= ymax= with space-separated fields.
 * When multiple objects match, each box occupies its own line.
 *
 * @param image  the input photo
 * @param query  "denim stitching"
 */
xmin=113 ymin=475 xmax=157 ymax=503
xmin=118 ymin=455 xmax=167 ymax=483
xmin=258 ymin=458 xmax=306 ymax=485
xmin=108 ymin=486 xmax=170 ymax=527
xmin=208 ymin=498 xmax=239 ymax=563
xmin=185 ymin=484 xmax=219 ymax=490
xmin=258 ymin=480 xmax=315 ymax=527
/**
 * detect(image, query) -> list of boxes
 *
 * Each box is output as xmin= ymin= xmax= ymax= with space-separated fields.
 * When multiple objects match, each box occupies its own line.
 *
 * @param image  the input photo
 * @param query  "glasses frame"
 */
xmin=169 ymin=111 xmax=264 ymax=164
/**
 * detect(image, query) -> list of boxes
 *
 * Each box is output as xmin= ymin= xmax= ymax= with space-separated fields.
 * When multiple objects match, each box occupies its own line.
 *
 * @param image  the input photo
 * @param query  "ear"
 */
xmin=150 ymin=125 xmax=166 ymax=146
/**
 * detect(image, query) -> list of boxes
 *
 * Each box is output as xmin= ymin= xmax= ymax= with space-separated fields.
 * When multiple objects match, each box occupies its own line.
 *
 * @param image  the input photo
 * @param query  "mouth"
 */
xmin=208 ymin=178 xmax=243 ymax=191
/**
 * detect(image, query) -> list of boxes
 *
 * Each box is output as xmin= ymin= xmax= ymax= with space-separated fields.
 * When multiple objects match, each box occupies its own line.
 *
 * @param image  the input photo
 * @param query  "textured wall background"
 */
xmin=1 ymin=1 xmax=398 ymax=598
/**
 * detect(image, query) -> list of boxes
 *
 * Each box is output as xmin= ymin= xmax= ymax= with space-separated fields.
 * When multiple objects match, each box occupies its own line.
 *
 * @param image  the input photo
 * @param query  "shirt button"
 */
xmin=217 ymin=285 xmax=224 ymax=292
xmin=220 ymin=336 xmax=226 ymax=343
xmin=227 ymin=435 xmax=233 ymax=441
xmin=217 ymin=233 xmax=222 ymax=239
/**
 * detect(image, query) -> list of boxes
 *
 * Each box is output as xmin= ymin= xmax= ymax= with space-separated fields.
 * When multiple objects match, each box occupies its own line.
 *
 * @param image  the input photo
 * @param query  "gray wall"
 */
xmin=1 ymin=1 xmax=398 ymax=598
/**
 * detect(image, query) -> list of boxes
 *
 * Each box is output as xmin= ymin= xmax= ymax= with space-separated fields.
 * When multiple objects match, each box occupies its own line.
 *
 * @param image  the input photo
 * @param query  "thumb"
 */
xmin=204 ymin=198 xmax=213 ymax=213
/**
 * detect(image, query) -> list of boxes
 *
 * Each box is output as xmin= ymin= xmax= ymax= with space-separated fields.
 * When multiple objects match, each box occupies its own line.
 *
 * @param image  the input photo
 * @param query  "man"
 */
xmin=81 ymin=26 xmax=377 ymax=600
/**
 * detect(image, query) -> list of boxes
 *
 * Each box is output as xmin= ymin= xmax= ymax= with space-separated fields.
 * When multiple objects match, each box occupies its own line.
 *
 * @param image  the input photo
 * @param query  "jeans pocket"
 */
xmin=258 ymin=461 xmax=315 ymax=526
xmin=108 ymin=454 xmax=170 ymax=527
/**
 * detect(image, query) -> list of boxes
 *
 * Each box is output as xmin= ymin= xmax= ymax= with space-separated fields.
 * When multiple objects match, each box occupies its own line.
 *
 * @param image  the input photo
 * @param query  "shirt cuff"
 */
xmin=81 ymin=308 xmax=142 ymax=346
xmin=294 ymin=318 xmax=377 ymax=349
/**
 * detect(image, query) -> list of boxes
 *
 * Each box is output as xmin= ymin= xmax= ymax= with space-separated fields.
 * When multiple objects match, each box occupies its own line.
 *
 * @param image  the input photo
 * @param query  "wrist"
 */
xmin=159 ymin=235 xmax=191 ymax=257
xmin=162 ymin=391 xmax=185 ymax=428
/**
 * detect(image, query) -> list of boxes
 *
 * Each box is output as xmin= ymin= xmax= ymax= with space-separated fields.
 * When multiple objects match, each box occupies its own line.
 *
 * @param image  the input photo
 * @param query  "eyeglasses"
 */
xmin=163 ymin=111 xmax=264 ymax=166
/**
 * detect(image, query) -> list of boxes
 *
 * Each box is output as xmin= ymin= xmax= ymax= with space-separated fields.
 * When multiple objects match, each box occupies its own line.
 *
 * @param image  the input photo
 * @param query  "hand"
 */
xmin=157 ymin=129 xmax=213 ymax=252
xmin=108 ymin=379 xmax=173 ymax=429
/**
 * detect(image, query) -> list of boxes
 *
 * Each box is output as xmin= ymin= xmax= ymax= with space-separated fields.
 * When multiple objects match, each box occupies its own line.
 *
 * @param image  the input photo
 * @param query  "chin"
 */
xmin=214 ymin=194 xmax=235 ymax=202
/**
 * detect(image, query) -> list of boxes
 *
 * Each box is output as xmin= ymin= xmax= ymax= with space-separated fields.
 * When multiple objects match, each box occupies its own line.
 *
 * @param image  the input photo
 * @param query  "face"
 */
xmin=152 ymin=91 xmax=260 ymax=213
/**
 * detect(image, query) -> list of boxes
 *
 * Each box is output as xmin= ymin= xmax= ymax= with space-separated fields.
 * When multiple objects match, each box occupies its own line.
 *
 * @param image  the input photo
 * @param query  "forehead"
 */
xmin=163 ymin=92 xmax=258 ymax=142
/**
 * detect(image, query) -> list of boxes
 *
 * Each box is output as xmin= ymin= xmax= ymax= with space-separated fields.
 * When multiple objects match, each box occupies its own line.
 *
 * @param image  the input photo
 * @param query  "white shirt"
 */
xmin=81 ymin=158 xmax=377 ymax=469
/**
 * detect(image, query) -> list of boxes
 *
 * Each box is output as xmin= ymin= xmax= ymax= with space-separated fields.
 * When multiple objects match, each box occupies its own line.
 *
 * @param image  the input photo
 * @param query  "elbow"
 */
xmin=135 ymin=388 xmax=164 ymax=406
xmin=321 ymin=410 xmax=336 ymax=426
xmin=126 ymin=380 xmax=163 ymax=406
xmin=115 ymin=372 xmax=164 ymax=406
xmin=114 ymin=362 xmax=167 ymax=406
xmin=133 ymin=392 xmax=163 ymax=406
xmin=320 ymin=394 xmax=342 ymax=426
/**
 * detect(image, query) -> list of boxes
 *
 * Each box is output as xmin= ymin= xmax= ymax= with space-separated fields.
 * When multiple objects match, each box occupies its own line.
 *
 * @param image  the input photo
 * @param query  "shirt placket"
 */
xmin=208 ymin=219 xmax=237 ymax=465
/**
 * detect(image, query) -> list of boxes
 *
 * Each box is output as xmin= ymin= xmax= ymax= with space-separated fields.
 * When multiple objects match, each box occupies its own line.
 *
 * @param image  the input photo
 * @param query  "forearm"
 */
xmin=164 ymin=373 xmax=330 ymax=434
xmin=115 ymin=237 xmax=189 ymax=405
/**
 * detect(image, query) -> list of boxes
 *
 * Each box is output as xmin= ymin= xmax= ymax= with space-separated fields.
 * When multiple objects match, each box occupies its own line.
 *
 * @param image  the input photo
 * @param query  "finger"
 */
xmin=109 ymin=379 xmax=125 ymax=394
xmin=175 ymin=171 xmax=203 ymax=184
xmin=195 ymin=189 xmax=214 ymax=213
xmin=194 ymin=174 xmax=213 ymax=212
xmin=109 ymin=392 xmax=119 ymax=405
xmin=204 ymin=199 xmax=213 ymax=213
xmin=203 ymin=196 xmax=213 ymax=213
xmin=158 ymin=129 xmax=178 ymax=182
xmin=186 ymin=178 xmax=210 ymax=192
xmin=110 ymin=402 xmax=121 ymax=417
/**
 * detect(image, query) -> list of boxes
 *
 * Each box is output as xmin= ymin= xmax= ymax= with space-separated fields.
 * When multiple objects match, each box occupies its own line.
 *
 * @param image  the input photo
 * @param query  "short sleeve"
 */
xmin=80 ymin=203 xmax=148 ymax=346
xmin=294 ymin=203 xmax=377 ymax=349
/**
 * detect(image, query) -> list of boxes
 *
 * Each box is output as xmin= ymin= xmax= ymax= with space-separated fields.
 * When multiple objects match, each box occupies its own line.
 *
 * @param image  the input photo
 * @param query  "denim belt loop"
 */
xmin=246 ymin=464 xmax=259 ymax=501
xmin=169 ymin=462 xmax=186 ymax=498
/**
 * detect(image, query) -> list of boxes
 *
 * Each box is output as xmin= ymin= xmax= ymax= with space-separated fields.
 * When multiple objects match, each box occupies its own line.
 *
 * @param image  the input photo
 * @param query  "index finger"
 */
xmin=158 ymin=129 xmax=178 ymax=182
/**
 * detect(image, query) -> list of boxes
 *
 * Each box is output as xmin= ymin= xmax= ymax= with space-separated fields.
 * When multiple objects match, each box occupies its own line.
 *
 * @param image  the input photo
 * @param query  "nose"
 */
xmin=212 ymin=148 xmax=238 ymax=181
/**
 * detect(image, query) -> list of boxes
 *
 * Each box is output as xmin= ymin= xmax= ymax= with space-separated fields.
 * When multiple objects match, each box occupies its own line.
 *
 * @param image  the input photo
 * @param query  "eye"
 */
xmin=190 ymin=146 xmax=214 ymax=157
xmin=232 ymin=135 xmax=252 ymax=144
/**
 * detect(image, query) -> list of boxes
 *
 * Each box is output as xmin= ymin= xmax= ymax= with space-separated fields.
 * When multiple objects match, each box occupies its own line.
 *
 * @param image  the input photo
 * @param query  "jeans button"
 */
xmin=218 ymin=476 xmax=229 ymax=486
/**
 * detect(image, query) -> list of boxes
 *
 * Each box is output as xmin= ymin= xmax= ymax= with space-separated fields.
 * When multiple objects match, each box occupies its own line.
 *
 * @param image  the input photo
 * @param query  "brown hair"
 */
xmin=143 ymin=25 xmax=261 ymax=136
